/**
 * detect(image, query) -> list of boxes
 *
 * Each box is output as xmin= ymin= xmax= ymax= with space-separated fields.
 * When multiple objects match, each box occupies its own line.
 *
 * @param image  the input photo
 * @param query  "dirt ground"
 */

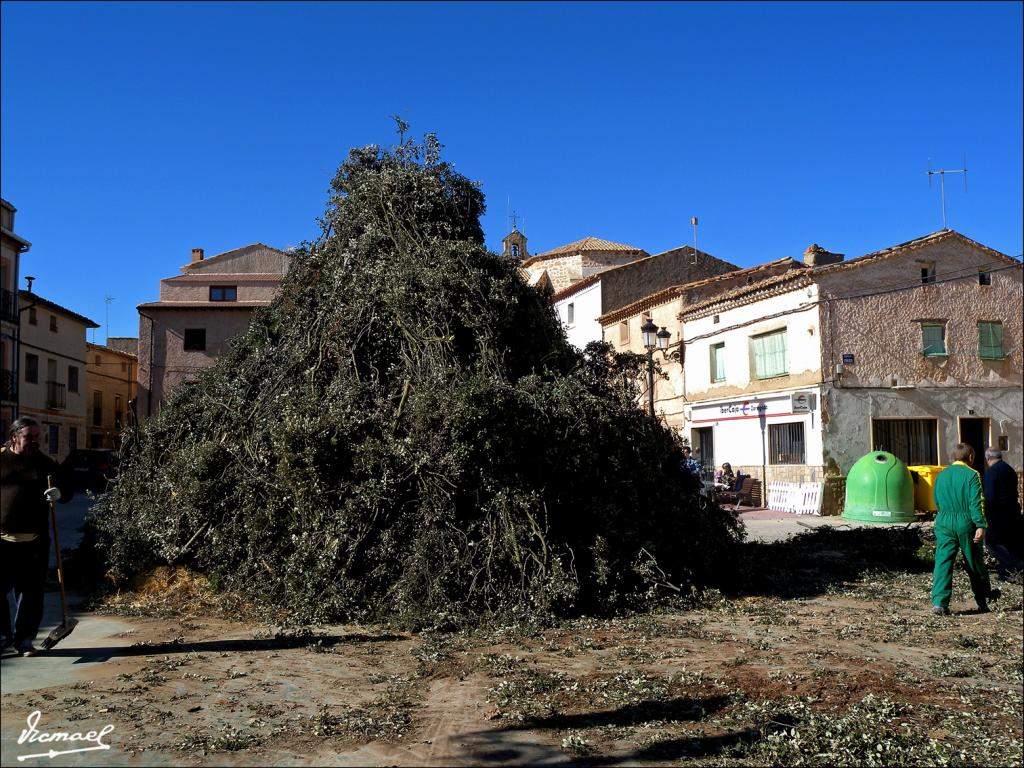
xmin=2 ymin=529 xmax=1022 ymax=766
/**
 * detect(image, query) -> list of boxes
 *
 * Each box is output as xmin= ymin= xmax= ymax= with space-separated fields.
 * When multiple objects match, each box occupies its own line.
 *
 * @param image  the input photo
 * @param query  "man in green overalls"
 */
xmin=931 ymin=443 xmax=991 ymax=615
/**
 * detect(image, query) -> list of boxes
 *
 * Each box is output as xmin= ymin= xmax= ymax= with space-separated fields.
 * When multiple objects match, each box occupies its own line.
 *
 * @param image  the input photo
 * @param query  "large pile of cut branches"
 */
xmin=94 ymin=131 xmax=742 ymax=627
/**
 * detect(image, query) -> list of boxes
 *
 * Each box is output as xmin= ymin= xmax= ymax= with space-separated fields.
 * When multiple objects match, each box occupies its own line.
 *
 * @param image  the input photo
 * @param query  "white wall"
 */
xmin=684 ymin=284 xmax=822 ymax=397
xmin=686 ymin=388 xmax=825 ymax=471
xmin=555 ymin=281 xmax=603 ymax=350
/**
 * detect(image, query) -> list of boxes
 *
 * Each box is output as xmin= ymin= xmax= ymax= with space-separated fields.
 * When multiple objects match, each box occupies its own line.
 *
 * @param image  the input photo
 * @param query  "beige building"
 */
xmin=521 ymin=236 xmax=649 ymax=294
xmin=604 ymin=230 xmax=1022 ymax=513
xmin=18 ymin=291 xmax=99 ymax=462
xmin=137 ymin=243 xmax=290 ymax=418
xmin=599 ymin=258 xmax=805 ymax=428
xmin=85 ymin=342 xmax=137 ymax=449
xmin=1 ymin=198 xmax=32 ymax=436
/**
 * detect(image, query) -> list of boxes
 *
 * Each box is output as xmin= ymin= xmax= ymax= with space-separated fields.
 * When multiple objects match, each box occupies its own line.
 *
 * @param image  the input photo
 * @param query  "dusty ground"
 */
xmin=2 ymin=527 xmax=1022 ymax=766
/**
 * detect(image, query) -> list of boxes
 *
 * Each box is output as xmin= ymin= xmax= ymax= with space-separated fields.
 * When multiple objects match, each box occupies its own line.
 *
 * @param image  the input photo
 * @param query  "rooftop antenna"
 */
xmin=25 ymin=275 xmax=35 ymax=292
xmin=926 ymin=155 xmax=967 ymax=230
xmin=509 ymin=209 xmax=520 ymax=232
xmin=690 ymin=216 xmax=699 ymax=265
xmin=104 ymin=295 xmax=114 ymax=345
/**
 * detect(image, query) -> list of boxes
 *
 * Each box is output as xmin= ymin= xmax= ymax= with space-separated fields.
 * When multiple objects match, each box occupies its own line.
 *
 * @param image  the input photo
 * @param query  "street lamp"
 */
xmin=641 ymin=318 xmax=675 ymax=418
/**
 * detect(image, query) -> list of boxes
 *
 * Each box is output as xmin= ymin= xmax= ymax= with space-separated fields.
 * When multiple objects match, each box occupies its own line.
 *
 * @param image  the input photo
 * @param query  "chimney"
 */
xmin=803 ymin=243 xmax=844 ymax=267
xmin=191 ymin=248 xmax=205 ymax=263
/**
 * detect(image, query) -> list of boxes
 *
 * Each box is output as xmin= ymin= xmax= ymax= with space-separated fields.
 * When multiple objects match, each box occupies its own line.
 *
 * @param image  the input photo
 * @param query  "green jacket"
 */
xmin=934 ymin=461 xmax=987 ymax=529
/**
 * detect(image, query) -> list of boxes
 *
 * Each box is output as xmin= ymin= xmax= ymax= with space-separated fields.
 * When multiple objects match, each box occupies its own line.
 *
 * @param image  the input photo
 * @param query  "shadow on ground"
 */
xmin=458 ymin=695 xmax=761 ymax=765
xmin=717 ymin=525 xmax=932 ymax=599
xmin=38 ymin=631 xmax=405 ymax=661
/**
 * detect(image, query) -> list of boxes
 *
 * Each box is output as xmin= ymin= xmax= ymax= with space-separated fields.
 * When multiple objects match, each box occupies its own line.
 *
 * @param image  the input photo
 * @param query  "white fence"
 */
xmin=766 ymin=481 xmax=824 ymax=516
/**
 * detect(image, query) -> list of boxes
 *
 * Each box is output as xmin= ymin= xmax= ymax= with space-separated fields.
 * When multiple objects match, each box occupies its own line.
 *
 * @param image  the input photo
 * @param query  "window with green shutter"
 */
xmin=751 ymin=329 xmax=788 ymax=379
xmin=979 ymin=321 xmax=1003 ymax=359
xmin=922 ymin=323 xmax=946 ymax=356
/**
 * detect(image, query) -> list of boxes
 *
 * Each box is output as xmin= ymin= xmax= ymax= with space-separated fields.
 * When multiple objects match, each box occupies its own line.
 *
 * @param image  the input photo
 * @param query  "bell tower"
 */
xmin=502 ymin=212 xmax=528 ymax=261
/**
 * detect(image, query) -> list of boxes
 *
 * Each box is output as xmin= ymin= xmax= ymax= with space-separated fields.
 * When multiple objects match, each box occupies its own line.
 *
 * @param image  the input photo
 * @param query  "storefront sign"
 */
xmin=791 ymin=392 xmax=814 ymax=413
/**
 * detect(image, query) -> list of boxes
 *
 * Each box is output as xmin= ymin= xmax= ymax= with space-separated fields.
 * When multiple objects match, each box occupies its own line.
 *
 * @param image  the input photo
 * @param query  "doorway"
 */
xmin=958 ymin=417 xmax=989 ymax=476
xmin=692 ymin=427 xmax=715 ymax=477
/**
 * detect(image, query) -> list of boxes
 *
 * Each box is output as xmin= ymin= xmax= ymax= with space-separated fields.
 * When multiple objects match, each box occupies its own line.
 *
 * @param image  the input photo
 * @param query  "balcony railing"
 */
xmin=0 ymin=369 xmax=16 ymax=402
xmin=46 ymin=380 xmax=67 ymax=409
xmin=1 ymin=289 xmax=17 ymax=323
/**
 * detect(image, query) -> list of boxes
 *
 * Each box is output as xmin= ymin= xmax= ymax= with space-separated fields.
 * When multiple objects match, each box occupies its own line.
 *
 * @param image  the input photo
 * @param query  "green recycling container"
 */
xmin=843 ymin=451 xmax=915 ymax=523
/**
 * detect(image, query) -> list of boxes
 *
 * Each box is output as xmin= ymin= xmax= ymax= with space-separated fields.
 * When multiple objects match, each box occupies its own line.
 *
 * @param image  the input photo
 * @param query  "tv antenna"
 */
xmin=104 ymin=295 xmax=114 ymax=345
xmin=926 ymin=156 xmax=967 ymax=230
xmin=690 ymin=216 xmax=699 ymax=264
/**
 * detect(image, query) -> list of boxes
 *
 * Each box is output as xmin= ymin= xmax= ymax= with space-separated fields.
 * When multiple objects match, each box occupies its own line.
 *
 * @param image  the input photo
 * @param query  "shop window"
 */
xmin=48 ymin=424 xmax=59 ymax=455
xmin=769 ymin=422 xmax=805 ymax=464
xmin=872 ymin=418 xmax=938 ymax=465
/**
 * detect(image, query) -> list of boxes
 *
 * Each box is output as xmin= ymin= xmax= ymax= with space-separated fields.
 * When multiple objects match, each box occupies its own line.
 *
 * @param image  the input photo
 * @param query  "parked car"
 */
xmin=61 ymin=448 xmax=118 ymax=493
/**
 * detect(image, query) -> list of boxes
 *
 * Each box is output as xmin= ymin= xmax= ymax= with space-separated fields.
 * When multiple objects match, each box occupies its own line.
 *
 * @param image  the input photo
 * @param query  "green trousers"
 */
xmin=931 ymin=514 xmax=991 ymax=609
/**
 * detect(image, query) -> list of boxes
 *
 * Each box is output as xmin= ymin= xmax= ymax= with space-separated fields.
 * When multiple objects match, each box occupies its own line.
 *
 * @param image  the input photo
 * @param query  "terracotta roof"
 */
xmin=87 ymin=341 xmax=138 ymax=360
xmin=181 ymin=243 xmax=289 ymax=272
xmin=521 ymin=236 xmax=647 ymax=268
xmin=597 ymin=257 xmax=802 ymax=325
xmin=680 ymin=270 xmax=813 ymax=319
xmin=550 ymin=273 xmax=602 ymax=303
xmin=19 ymin=291 xmax=99 ymax=328
xmin=549 ymin=245 xmax=738 ymax=304
xmin=137 ymin=301 xmax=270 ymax=310
xmin=814 ymin=229 xmax=1019 ymax=273
xmin=164 ymin=273 xmax=285 ymax=283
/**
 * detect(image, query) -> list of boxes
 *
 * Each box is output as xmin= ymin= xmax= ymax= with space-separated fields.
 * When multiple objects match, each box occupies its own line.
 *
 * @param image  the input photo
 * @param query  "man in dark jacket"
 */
xmin=982 ymin=448 xmax=1023 ymax=582
xmin=1 ymin=417 xmax=72 ymax=656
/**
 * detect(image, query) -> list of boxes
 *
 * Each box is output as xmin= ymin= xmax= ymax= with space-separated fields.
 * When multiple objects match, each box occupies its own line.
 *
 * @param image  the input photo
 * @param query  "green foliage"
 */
xmin=93 ymin=130 xmax=741 ymax=627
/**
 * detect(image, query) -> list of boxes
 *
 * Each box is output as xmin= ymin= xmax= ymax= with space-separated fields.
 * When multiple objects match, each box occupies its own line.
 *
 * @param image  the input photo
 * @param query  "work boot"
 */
xmin=15 ymin=640 xmax=39 ymax=657
xmin=931 ymin=605 xmax=950 ymax=616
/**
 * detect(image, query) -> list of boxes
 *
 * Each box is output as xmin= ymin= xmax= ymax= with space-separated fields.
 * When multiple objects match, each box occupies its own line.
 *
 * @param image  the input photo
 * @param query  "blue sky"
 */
xmin=2 ymin=1 xmax=1021 ymax=340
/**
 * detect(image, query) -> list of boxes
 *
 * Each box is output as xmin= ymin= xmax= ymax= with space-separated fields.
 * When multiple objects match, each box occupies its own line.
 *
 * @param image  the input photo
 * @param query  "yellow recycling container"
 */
xmin=907 ymin=465 xmax=946 ymax=512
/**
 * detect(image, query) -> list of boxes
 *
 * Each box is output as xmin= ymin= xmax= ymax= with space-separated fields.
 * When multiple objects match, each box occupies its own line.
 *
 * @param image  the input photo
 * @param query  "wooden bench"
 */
xmin=717 ymin=476 xmax=761 ymax=509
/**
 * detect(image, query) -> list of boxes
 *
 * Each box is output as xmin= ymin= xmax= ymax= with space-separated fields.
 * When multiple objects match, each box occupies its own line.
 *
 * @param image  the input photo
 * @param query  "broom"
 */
xmin=40 ymin=475 xmax=77 ymax=650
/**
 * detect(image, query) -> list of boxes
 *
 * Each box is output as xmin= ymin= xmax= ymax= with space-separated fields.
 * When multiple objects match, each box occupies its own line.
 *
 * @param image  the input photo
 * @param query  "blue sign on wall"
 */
xmin=842 ymin=353 xmax=855 ymax=365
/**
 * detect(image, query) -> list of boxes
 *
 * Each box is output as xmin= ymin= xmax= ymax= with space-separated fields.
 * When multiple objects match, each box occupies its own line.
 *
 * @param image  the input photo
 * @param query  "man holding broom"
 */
xmin=1 ymin=417 xmax=72 ymax=657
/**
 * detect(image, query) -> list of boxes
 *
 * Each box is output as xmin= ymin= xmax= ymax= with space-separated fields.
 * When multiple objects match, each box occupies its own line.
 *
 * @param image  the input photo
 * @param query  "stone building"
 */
xmin=1 ymin=198 xmax=32 ymax=435
xmin=136 ymin=243 xmax=289 ymax=419
xmin=552 ymin=246 xmax=740 ymax=350
xmin=520 ymin=236 xmax=649 ymax=294
xmin=17 ymin=291 xmax=98 ymax=462
xmin=85 ymin=341 xmax=137 ymax=449
xmin=608 ymin=229 xmax=1021 ymax=513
